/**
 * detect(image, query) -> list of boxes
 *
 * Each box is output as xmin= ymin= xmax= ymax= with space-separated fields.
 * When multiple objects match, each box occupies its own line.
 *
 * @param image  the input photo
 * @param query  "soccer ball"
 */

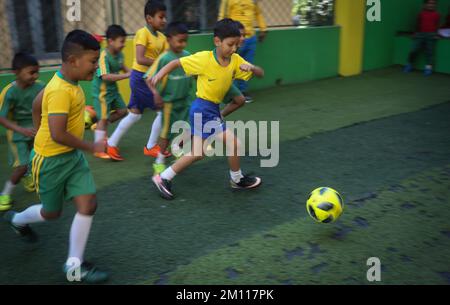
xmin=306 ymin=187 xmax=344 ymax=223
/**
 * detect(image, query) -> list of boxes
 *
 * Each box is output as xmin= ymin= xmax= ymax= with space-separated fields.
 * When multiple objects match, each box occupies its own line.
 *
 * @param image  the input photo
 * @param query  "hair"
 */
xmin=106 ymin=24 xmax=127 ymax=40
xmin=61 ymin=30 xmax=100 ymax=62
xmin=145 ymin=0 xmax=166 ymax=17
xmin=12 ymin=52 xmax=39 ymax=71
xmin=214 ymin=18 xmax=241 ymax=40
xmin=166 ymin=22 xmax=189 ymax=37
xmin=235 ymin=21 xmax=245 ymax=31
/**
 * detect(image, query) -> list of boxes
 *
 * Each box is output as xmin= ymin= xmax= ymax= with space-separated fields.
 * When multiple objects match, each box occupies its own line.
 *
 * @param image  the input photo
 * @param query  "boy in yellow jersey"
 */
xmin=218 ymin=0 xmax=267 ymax=102
xmin=4 ymin=30 xmax=109 ymax=284
xmin=0 ymin=53 xmax=44 ymax=211
xmin=106 ymin=0 xmax=168 ymax=161
xmin=92 ymin=24 xmax=130 ymax=160
xmin=151 ymin=19 xmax=264 ymax=200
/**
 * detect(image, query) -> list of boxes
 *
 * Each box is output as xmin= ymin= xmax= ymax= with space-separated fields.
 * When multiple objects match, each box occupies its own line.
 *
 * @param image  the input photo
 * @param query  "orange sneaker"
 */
xmin=143 ymin=145 xmax=161 ymax=158
xmin=94 ymin=152 xmax=111 ymax=160
xmin=106 ymin=145 xmax=124 ymax=161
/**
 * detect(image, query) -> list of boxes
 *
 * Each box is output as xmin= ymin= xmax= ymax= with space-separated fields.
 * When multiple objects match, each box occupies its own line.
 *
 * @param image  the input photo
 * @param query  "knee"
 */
xmin=127 ymin=111 xmax=142 ymax=122
xmin=117 ymin=109 xmax=128 ymax=119
xmin=41 ymin=210 xmax=62 ymax=220
xmin=78 ymin=199 xmax=97 ymax=216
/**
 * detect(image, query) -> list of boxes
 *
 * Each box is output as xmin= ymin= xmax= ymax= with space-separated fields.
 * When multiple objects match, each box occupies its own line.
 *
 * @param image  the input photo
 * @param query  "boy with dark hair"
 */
xmin=4 ymin=30 xmax=109 ymax=283
xmin=106 ymin=0 xmax=169 ymax=161
xmin=92 ymin=24 xmax=130 ymax=159
xmin=404 ymin=0 xmax=441 ymax=76
xmin=151 ymin=18 xmax=265 ymax=200
xmin=0 ymin=52 xmax=44 ymax=211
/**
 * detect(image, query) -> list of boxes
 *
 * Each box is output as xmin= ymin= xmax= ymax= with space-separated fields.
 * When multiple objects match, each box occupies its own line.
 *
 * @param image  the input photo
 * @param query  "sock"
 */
xmin=156 ymin=152 xmax=165 ymax=164
xmin=95 ymin=130 xmax=106 ymax=143
xmin=66 ymin=213 xmax=93 ymax=265
xmin=146 ymin=111 xmax=162 ymax=149
xmin=107 ymin=113 xmax=141 ymax=147
xmin=1 ymin=181 xmax=16 ymax=196
xmin=230 ymin=169 xmax=244 ymax=183
xmin=12 ymin=204 xmax=45 ymax=226
xmin=161 ymin=166 xmax=177 ymax=181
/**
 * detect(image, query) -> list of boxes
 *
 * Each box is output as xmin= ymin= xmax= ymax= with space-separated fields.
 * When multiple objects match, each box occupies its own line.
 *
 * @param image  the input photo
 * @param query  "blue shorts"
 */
xmin=128 ymin=70 xmax=155 ymax=112
xmin=189 ymin=98 xmax=226 ymax=139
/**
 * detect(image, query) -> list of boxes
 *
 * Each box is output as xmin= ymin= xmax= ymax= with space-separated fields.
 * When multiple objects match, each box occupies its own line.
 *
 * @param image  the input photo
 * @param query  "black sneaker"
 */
xmin=230 ymin=175 xmax=262 ymax=189
xmin=63 ymin=261 xmax=109 ymax=284
xmin=4 ymin=211 xmax=39 ymax=243
xmin=152 ymin=175 xmax=174 ymax=200
xmin=244 ymin=95 xmax=253 ymax=104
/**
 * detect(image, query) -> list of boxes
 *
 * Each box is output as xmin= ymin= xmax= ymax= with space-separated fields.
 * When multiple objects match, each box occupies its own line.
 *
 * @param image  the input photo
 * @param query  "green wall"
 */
xmin=363 ymin=0 xmax=450 ymax=71
xmin=0 ymin=26 xmax=340 ymax=136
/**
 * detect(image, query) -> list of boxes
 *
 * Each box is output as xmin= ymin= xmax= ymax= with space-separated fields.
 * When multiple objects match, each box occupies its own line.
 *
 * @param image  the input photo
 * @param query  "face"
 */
xmin=108 ymin=36 xmax=126 ymax=53
xmin=71 ymin=50 xmax=100 ymax=81
xmin=215 ymin=36 xmax=240 ymax=59
xmin=147 ymin=11 xmax=167 ymax=31
xmin=425 ymin=0 xmax=436 ymax=10
xmin=168 ymin=33 xmax=188 ymax=53
xmin=15 ymin=66 xmax=39 ymax=87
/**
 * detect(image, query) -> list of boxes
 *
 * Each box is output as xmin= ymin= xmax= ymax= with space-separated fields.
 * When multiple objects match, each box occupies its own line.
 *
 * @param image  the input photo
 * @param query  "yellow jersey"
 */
xmin=132 ymin=26 xmax=169 ymax=73
xmin=218 ymin=0 xmax=267 ymax=38
xmin=180 ymin=50 xmax=253 ymax=104
xmin=34 ymin=71 xmax=85 ymax=157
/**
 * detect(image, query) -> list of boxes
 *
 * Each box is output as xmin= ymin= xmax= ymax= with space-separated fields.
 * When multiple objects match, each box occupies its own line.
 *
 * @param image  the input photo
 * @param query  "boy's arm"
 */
xmin=32 ymin=89 xmax=44 ymax=130
xmin=240 ymin=63 xmax=264 ymax=78
xmin=136 ymin=45 xmax=154 ymax=67
xmin=101 ymin=72 xmax=130 ymax=82
xmin=0 ymin=94 xmax=36 ymax=137
xmin=150 ymin=59 xmax=181 ymax=87
xmin=98 ymin=53 xmax=130 ymax=82
xmin=122 ymin=63 xmax=131 ymax=74
xmin=48 ymin=115 xmax=104 ymax=153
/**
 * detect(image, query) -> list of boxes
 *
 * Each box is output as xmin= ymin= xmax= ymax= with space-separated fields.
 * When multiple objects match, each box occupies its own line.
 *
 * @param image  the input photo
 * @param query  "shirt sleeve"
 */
xmin=135 ymin=29 xmax=148 ymax=47
xmin=233 ymin=54 xmax=253 ymax=81
xmin=47 ymin=90 xmax=71 ymax=116
xmin=144 ymin=54 xmax=168 ymax=93
xmin=97 ymin=51 xmax=111 ymax=77
xmin=0 ymin=87 xmax=13 ymax=118
xmin=179 ymin=52 xmax=207 ymax=76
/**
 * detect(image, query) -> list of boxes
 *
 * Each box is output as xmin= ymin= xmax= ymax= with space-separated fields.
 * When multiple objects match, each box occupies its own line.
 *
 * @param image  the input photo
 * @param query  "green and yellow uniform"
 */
xmin=218 ymin=0 xmax=267 ymax=38
xmin=145 ymin=50 xmax=193 ymax=140
xmin=132 ymin=26 xmax=169 ymax=73
xmin=33 ymin=71 xmax=95 ymax=213
xmin=92 ymin=49 xmax=127 ymax=120
xmin=0 ymin=81 xmax=45 ymax=167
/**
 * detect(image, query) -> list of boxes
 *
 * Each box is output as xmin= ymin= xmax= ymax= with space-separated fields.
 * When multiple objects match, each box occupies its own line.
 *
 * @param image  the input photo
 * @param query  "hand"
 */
xmin=258 ymin=31 xmax=267 ymax=43
xmin=124 ymin=71 xmax=131 ymax=79
xmin=92 ymin=140 xmax=106 ymax=154
xmin=239 ymin=64 xmax=254 ymax=72
xmin=21 ymin=127 xmax=37 ymax=138
xmin=150 ymin=74 xmax=161 ymax=87
xmin=154 ymin=95 xmax=164 ymax=109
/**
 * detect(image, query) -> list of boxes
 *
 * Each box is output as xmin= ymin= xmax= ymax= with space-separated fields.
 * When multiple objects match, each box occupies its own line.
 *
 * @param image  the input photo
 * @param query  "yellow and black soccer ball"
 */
xmin=306 ymin=187 xmax=344 ymax=223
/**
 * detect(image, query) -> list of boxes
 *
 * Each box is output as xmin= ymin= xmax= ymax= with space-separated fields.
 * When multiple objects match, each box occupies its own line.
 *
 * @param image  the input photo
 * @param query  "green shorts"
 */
xmin=7 ymin=130 xmax=33 ymax=168
xmin=93 ymin=93 xmax=127 ymax=121
xmin=223 ymin=84 xmax=243 ymax=104
xmin=160 ymin=98 xmax=191 ymax=141
xmin=32 ymin=150 xmax=96 ymax=213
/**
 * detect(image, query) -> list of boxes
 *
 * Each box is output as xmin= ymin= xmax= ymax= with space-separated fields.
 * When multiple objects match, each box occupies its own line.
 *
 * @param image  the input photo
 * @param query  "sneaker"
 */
xmin=153 ymin=163 xmax=166 ymax=176
xmin=230 ymin=175 xmax=262 ymax=189
xmin=90 ymin=123 xmax=97 ymax=131
xmin=0 ymin=195 xmax=12 ymax=211
xmin=94 ymin=152 xmax=112 ymax=160
xmin=144 ymin=145 xmax=172 ymax=158
xmin=63 ymin=261 xmax=109 ymax=284
xmin=403 ymin=64 xmax=413 ymax=73
xmin=22 ymin=175 xmax=35 ymax=192
xmin=244 ymin=94 xmax=254 ymax=104
xmin=152 ymin=174 xmax=174 ymax=200
xmin=106 ymin=145 xmax=124 ymax=161
xmin=3 ymin=211 xmax=39 ymax=243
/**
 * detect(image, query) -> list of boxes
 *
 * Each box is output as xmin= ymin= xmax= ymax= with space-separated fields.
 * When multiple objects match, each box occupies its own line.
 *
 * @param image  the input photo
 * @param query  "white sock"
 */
xmin=156 ymin=152 xmax=165 ymax=164
xmin=67 ymin=213 xmax=93 ymax=265
xmin=12 ymin=204 xmax=45 ymax=226
xmin=94 ymin=130 xmax=106 ymax=143
xmin=161 ymin=166 xmax=177 ymax=181
xmin=146 ymin=111 xmax=162 ymax=149
xmin=107 ymin=113 xmax=141 ymax=147
xmin=1 ymin=181 xmax=16 ymax=196
xmin=230 ymin=169 xmax=244 ymax=183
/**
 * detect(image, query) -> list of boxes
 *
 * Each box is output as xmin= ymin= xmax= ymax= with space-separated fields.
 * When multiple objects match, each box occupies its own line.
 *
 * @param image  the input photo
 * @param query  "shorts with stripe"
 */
xmin=31 ymin=150 xmax=96 ymax=213
xmin=93 ymin=86 xmax=127 ymax=121
xmin=7 ymin=130 xmax=33 ymax=168
xmin=160 ymin=98 xmax=191 ymax=141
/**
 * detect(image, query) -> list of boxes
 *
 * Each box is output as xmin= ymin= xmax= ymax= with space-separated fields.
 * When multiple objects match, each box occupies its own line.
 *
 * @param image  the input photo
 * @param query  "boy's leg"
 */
xmin=405 ymin=34 xmax=425 ymax=71
xmin=144 ymin=110 xmax=163 ymax=157
xmin=236 ymin=36 xmax=257 ymax=100
xmin=424 ymin=35 xmax=436 ymax=75
xmin=106 ymin=109 xmax=142 ymax=160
